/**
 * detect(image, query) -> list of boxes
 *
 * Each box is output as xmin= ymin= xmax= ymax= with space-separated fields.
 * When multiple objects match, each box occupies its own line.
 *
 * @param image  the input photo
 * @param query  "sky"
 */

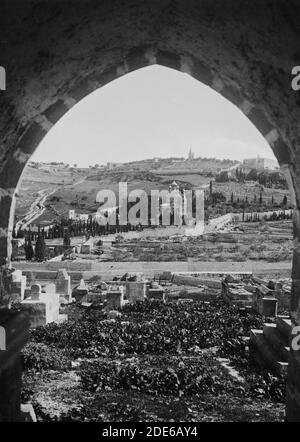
xmin=32 ymin=65 xmax=276 ymax=167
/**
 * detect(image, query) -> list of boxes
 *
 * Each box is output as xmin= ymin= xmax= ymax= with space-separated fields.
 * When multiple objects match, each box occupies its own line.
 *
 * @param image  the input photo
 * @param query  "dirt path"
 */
xmin=15 ymin=188 xmax=57 ymax=230
xmin=15 ymin=260 xmax=291 ymax=282
xmin=81 ymin=260 xmax=292 ymax=279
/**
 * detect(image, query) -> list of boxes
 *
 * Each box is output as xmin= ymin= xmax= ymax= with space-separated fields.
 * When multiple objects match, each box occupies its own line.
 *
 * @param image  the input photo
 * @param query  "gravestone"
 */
xmin=73 ymin=278 xmax=89 ymax=302
xmin=260 ymin=296 xmax=278 ymax=317
xmin=126 ymin=281 xmax=147 ymax=303
xmin=106 ymin=286 xmax=124 ymax=310
xmin=20 ymin=404 xmax=37 ymax=422
xmin=0 ymin=326 xmax=5 ymax=350
xmin=20 ymin=284 xmax=60 ymax=328
xmin=55 ymin=269 xmax=71 ymax=304
xmin=148 ymin=283 xmax=165 ymax=301
xmin=80 ymin=244 xmax=91 ymax=254
xmin=30 ymin=284 xmax=42 ymax=300
xmin=10 ymin=270 xmax=26 ymax=301
xmin=77 ymin=278 xmax=88 ymax=292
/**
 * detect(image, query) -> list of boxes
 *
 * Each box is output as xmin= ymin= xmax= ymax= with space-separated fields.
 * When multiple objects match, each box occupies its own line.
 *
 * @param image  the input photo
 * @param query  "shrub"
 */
xmin=22 ymin=342 xmax=71 ymax=371
xmin=79 ymin=356 xmax=230 ymax=397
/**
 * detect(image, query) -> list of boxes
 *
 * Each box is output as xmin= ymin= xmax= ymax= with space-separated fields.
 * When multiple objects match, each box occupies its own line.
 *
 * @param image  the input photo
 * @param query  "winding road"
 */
xmin=15 ymin=175 xmax=87 ymax=230
xmin=15 ymin=188 xmax=58 ymax=230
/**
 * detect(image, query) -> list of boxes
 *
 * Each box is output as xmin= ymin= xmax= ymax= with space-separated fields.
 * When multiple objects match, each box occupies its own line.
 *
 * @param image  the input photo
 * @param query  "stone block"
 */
xmin=87 ymin=292 xmax=105 ymax=305
xmin=43 ymin=99 xmax=68 ymax=124
xmin=42 ymin=283 xmax=56 ymax=294
xmin=148 ymin=287 xmax=165 ymax=301
xmin=80 ymin=244 xmax=91 ymax=254
xmin=126 ymin=281 xmax=147 ymax=303
xmin=106 ymin=286 xmax=124 ymax=310
xmin=55 ymin=269 xmax=71 ymax=304
xmin=248 ymin=107 xmax=273 ymax=136
xmin=259 ymin=297 xmax=278 ymax=317
xmin=0 ymin=309 xmax=29 ymax=422
xmin=30 ymin=283 xmax=42 ymax=300
xmin=24 ymin=288 xmax=31 ymax=299
xmin=11 ymin=270 xmax=22 ymax=282
xmin=192 ymin=58 xmax=213 ymax=86
xmin=286 ymin=385 xmax=300 ymax=422
xmin=21 ymin=292 xmax=60 ymax=328
xmin=20 ymin=403 xmax=37 ymax=422
xmin=73 ymin=278 xmax=89 ymax=302
xmin=11 ymin=275 xmax=26 ymax=301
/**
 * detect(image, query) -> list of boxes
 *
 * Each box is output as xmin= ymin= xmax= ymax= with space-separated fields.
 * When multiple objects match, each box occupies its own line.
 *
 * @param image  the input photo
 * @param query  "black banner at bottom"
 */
xmin=0 ymin=421 xmax=287 ymax=440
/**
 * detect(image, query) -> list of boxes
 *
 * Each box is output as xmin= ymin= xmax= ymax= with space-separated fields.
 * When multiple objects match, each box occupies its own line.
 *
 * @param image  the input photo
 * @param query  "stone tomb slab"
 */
xmin=21 ymin=285 xmax=60 ymax=329
xmin=55 ymin=269 xmax=72 ymax=304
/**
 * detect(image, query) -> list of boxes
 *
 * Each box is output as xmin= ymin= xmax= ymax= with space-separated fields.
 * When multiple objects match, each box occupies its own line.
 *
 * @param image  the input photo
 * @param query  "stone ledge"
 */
xmin=0 ymin=309 xmax=29 ymax=372
xmin=20 ymin=403 xmax=37 ymax=422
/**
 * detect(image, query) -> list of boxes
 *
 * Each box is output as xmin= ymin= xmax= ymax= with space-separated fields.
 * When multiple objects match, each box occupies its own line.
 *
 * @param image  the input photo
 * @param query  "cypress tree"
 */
xmin=25 ymin=238 xmax=34 ymax=261
xmin=35 ymin=231 xmax=46 ymax=262
xmin=283 ymin=195 xmax=287 ymax=207
xmin=63 ymin=230 xmax=71 ymax=247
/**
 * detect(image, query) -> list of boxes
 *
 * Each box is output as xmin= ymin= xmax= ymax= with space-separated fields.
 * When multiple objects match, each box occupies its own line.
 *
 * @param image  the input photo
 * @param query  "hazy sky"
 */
xmin=32 ymin=65 xmax=276 ymax=167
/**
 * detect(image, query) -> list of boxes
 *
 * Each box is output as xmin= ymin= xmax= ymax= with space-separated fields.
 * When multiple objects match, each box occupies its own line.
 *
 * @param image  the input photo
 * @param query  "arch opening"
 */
xmin=2 ymin=0 xmax=300 ymax=421
xmin=5 ymin=53 xmax=296 ymax=266
xmin=8 ymin=61 xmax=296 ymax=422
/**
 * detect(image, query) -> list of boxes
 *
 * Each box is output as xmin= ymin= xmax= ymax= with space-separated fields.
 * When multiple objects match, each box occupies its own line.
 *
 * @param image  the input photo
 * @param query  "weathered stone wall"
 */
xmin=2 ymin=0 xmax=300 ymax=259
xmin=0 ymin=310 xmax=29 ymax=421
xmin=1 ymin=0 xmax=300 ymax=420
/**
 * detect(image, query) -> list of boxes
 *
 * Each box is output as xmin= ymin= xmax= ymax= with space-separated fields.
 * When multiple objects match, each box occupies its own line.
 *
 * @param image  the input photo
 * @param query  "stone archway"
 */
xmin=1 ymin=0 xmax=300 ymax=421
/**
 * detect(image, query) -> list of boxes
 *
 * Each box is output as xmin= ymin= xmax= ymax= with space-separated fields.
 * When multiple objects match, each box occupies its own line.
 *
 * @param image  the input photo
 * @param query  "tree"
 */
xmin=215 ymin=171 xmax=229 ymax=182
xmin=25 ymin=238 xmax=34 ymax=261
xmin=63 ymin=230 xmax=71 ymax=247
xmin=35 ymin=232 xmax=46 ymax=262
xmin=282 ymin=195 xmax=288 ymax=207
xmin=246 ymin=169 xmax=258 ymax=181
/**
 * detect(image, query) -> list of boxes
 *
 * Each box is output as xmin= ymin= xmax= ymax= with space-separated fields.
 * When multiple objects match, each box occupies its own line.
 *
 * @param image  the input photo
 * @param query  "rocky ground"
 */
xmin=22 ymin=370 xmax=284 ymax=422
xmin=108 ymin=221 xmax=293 ymax=263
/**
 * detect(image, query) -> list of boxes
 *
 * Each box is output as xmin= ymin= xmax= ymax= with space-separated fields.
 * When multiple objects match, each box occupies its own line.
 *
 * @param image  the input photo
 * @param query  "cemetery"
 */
xmin=19 ymin=296 xmax=286 ymax=422
xmin=1 ymin=265 xmax=289 ymax=421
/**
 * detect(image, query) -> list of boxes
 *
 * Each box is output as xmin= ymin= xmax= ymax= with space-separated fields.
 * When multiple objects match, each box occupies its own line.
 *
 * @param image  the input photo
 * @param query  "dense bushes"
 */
xmin=29 ymin=300 xmax=263 ymax=359
xmin=22 ymin=342 xmax=71 ymax=371
xmin=219 ymin=337 xmax=286 ymax=402
xmin=79 ymin=356 xmax=232 ymax=397
xmin=79 ymin=352 xmax=285 ymax=402
xmin=26 ymin=300 xmax=285 ymax=405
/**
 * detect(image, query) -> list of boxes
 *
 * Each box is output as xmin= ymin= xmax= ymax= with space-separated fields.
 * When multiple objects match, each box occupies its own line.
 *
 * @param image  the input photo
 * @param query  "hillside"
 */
xmin=34 ymin=170 xmax=200 ymax=224
xmin=15 ymin=165 xmax=88 ymax=223
xmin=14 ymin=157 xmax=289 ymax=226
